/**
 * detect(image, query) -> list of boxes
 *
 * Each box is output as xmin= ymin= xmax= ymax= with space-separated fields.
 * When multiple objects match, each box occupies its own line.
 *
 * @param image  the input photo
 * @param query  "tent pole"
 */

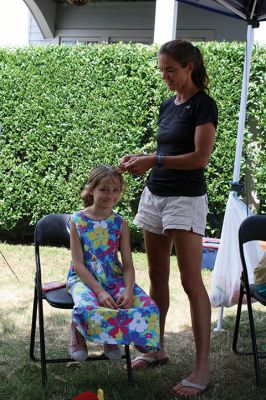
xmin=214 ymin=305 xmax=224 ymax=331
xmin=214 ymin=24 xmax=254 ymax=332
xmin=232 ymin=24 xmax=254 ymax=183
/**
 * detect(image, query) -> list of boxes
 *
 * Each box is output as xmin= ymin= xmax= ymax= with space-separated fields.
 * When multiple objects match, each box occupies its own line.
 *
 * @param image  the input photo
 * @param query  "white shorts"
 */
xmin=133 ymin=186 xmax=208 ymax=236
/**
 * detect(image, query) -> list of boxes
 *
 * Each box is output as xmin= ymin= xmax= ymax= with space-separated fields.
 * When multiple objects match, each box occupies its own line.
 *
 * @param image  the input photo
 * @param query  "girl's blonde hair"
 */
xmin=81 ymin=165 xmax=124 ymax=207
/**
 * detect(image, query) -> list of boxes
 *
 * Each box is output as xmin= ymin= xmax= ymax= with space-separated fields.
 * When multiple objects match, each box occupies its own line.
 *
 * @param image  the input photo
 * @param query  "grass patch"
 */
xmin=0 ymin=243 xmax=265 ymax=399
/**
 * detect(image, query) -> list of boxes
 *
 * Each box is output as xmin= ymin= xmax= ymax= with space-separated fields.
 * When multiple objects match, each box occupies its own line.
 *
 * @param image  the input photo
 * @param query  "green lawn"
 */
xmin=0 ymin=243 xmax=265 ymax=400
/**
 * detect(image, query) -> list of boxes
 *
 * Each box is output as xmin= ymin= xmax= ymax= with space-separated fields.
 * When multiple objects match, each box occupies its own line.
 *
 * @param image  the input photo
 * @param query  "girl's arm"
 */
xmin=70 ymin=219 xmax=118 ymax=309
xmin=116 ymin=219 xmax=135 ymax=309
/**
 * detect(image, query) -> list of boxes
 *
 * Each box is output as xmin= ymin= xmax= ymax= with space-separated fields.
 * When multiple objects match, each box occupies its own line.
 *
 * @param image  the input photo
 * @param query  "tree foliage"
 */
xmin=0 ymin=43 xmax=265 ymax=244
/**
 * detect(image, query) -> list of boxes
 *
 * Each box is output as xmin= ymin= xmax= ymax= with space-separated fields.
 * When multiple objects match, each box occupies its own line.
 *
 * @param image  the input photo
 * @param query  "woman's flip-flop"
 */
xmin=171 ymin=379 xmax=210 ymax=397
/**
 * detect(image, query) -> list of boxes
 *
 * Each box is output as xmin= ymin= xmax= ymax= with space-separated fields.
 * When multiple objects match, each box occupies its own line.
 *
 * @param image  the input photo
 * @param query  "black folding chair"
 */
xmin=232 ymin=215 xmax=266 ymax=387
xmin=30 ymin=213 xmax=133 ymax=386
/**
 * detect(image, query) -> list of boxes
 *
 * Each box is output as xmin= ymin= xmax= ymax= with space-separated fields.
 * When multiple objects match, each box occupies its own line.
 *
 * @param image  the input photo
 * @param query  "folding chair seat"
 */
xmin=30 ymin=213 xmax=133 ymax=386
xmin=232 ymin=215 xmax=266 ymax=387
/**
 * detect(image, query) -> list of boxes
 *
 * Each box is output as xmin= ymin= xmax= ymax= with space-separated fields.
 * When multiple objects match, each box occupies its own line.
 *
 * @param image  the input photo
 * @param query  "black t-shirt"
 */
xmin=146 ymin=90 xmax=218 ymax=197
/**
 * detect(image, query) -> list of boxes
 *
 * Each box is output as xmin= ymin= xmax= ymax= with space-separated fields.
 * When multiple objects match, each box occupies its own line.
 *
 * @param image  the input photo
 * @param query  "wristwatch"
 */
xmin=156 ymin=154 xmax=165 ymax=168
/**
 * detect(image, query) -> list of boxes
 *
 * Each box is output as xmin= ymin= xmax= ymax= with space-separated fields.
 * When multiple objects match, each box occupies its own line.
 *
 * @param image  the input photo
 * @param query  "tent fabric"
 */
xmin=176 ymin=0 xmax=266 ymax=22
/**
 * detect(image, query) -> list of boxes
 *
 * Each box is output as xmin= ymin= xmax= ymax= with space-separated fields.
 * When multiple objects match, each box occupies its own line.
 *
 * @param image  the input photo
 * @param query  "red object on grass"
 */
xmin=72 ymin=391 xmax=98 ymax=400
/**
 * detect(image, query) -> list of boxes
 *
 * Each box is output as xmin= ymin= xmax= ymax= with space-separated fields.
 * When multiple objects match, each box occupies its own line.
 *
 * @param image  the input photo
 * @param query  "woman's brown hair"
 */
xmin=158 ymin=39 xmax=209 ymax=93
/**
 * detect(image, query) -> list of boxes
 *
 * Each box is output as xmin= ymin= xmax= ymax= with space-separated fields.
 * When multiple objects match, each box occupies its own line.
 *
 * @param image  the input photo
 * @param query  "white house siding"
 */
xmin=28 ymin=1 xmax=246 ymax=46
xmin=29 ymin=14 xmax=58 ymax=45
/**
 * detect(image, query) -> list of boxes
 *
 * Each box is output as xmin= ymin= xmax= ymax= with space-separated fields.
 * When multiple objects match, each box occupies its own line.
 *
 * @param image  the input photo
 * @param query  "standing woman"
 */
xmin=120 ymin=40 xmax=218 ymax=398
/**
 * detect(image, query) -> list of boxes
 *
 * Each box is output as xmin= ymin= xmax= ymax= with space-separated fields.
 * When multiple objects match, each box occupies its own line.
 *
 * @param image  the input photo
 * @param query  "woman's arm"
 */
xmin=162 ymin=122 xmax=216 ymax=170
xmin=70 ymin=219 xmax=118 ymax=309
xmin=120 ymin=122 xmax=215 ymax=175
xmin=116 ymin=219 xmax=135 ymax=309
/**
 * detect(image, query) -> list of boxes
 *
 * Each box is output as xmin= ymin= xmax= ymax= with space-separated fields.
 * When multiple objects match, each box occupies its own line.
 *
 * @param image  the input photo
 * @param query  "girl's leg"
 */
xmin=131 ymin=230 xmax=172 ymax=369
xmin=69 ymin=320 xmax=88 ymax=361
xmin=69 ymin=282 xmax=91 ymax=361
xmin=70 ymin=281 xmax=121 ymax=360
xmin=170 ymin=230 xmax=211 ymax=397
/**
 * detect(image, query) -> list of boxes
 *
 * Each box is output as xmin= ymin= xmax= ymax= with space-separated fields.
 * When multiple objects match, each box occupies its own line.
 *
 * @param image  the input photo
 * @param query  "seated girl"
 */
xmin=67 ymin=164 xmax=160 ymax=361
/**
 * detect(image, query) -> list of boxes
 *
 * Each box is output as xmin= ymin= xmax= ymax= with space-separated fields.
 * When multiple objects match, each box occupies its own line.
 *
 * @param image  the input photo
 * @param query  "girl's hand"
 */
xmin=116 ymin=289 xmax=133 ymax=309
xmin=97 ymin=290 xmax=119 ymax=309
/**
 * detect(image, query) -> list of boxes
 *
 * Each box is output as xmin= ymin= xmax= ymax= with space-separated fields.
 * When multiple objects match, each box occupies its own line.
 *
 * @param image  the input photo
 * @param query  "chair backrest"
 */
xmin=239 ymin=215 xmax=266 ymax=245
xmin=34 ymin=214 xmax=72 ymax=248
xmin=238 ymin=215 xmax=266 ymax=291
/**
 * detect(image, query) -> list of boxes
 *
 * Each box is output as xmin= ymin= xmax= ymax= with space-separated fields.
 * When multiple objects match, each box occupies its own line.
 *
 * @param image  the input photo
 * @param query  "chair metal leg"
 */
xmin=232 ymin=284 xmax=244 ymax=353
xmin=233 ymin=283 xmax=263 ymax=387
xmin=30 ymin=287 xmax=38 ymax=360
xmin=31 ymin=288 xmax=134 ymax=387
xmin=125 ymin=345 xmax=134 ymax=385
xmin=246 ymin=292 xmax=262 ymax=387
xmin=37 ymin=291 xmax=47 ymax=386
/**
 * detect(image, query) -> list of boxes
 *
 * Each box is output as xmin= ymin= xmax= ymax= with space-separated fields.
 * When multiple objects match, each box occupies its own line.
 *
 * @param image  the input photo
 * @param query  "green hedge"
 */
xmin=0 ymin=43 xmax=265 ymax=245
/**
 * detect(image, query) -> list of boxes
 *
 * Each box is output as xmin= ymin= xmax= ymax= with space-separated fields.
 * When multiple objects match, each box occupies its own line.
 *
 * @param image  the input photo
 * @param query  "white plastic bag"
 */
xmin=210 ymin=192 xmax=264 ymax=307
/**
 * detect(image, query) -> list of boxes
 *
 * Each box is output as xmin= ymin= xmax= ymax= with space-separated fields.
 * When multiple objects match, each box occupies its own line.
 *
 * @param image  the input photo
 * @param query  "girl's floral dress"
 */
xmin=67 ymin=210 xmax=160 ymax=350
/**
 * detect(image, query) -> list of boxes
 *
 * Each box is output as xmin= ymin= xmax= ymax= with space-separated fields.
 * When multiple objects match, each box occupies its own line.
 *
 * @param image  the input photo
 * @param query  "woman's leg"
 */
xmin=145 ymin=230 xmax=173 ymax=356
xmin=170 ymin=229 xmax=211 ymax=397
xmin=131 ymin=230 xmax=172 ymax=369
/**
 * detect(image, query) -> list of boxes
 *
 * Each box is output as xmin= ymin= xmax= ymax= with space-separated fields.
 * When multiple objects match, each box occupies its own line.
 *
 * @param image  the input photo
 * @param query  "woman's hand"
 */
xmin=120 ymin=155 xmax=156 ymax=175
xmin=119 ymin=154 xmax=139 ymax=171
xmin=97 ymin=290 xmax=119 ymax=309
xmin=116 ymin=289 xmax=133 ymax=309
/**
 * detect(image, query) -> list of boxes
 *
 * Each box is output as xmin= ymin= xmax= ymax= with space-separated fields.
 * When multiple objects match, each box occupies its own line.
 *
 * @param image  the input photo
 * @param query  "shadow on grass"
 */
xmin=0 ymin=307 xmax=266 ymax=400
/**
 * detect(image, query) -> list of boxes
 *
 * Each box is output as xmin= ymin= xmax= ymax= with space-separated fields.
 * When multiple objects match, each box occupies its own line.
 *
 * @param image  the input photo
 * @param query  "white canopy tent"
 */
xmin=174 ymin=0 xmax=266 ymax=329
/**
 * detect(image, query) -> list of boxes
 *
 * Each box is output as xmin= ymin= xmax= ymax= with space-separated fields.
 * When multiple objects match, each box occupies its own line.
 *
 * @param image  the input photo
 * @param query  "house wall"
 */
xmin=28 ymin=1 xmax=246 ymax=45
xmin=24 ymin=0 xmax=56 ymax=38
xmin=29 ymin=14 xmax=59 ymax=45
